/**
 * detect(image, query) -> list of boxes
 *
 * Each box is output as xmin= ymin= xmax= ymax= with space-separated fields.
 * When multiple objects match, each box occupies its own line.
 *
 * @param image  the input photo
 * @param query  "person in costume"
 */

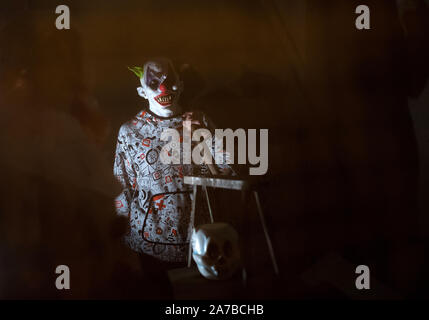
xmin=114 ymin=58 xmax=232 ymax=263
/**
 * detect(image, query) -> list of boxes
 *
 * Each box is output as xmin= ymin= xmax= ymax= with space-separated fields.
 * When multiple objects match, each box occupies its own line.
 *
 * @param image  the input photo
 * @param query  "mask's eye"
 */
xmin=163 ymin=72 xmax=179 ymax=92
xmin=149 ymin=79 xmax=160 ymax=90
xmin=206 ymin=242 xmax=219 ymax=260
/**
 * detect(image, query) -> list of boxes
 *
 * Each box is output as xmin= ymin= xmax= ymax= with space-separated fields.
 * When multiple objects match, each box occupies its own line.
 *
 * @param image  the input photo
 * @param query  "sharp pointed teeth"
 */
xmin=157 ymin=95 xmax=173 ymax=104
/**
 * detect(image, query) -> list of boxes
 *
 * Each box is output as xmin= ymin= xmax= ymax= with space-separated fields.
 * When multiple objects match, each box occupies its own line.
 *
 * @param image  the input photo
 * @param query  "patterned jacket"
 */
xmin=113 ymin=109 xmax=229 ymax=262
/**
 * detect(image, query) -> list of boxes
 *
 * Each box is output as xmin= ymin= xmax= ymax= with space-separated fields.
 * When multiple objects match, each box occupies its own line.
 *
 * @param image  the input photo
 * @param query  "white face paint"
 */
xmin=191 ymin=223 xmax=241 ymax=280
xmin=137 ymin=58 xmax=182 ymax=118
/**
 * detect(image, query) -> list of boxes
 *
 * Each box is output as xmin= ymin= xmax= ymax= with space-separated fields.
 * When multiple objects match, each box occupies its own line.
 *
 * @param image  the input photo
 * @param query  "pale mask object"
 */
xmin=137 ymin=58 xmax=182 ymax=117
xmin=191 ymin=223 xmax=241 ymax=280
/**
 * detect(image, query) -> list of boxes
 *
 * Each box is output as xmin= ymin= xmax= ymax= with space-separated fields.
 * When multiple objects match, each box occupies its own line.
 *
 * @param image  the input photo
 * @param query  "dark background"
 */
xmin=1 ymin=0 xmax=429 ymax=299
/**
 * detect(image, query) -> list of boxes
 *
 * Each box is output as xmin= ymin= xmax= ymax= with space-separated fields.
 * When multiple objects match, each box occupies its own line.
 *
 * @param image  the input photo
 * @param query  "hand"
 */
xmin=182 ymin=111 xmax=206 ymax=131
xmin=182 ymin=111 xmax=220 ymax=175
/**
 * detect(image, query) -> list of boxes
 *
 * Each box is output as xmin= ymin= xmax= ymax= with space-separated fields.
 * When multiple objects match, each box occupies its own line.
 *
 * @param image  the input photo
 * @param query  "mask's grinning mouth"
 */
xmin=155 ymin=94 xmax=174 ymax=106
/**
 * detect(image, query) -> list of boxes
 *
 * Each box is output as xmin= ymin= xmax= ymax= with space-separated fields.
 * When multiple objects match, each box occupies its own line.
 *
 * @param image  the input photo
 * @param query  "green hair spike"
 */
xmin=128 ymin=66 xmax=144 ymax=79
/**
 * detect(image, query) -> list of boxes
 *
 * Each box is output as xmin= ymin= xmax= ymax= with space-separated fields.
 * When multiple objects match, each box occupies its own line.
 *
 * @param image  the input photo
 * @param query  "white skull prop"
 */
xmin=191 ymin=223 xmax=241 ymax=280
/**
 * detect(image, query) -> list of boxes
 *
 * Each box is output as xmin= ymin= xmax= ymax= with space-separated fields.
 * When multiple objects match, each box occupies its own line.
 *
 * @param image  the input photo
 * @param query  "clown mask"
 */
xmin=132 ymin=58 xmax=182 ymax=117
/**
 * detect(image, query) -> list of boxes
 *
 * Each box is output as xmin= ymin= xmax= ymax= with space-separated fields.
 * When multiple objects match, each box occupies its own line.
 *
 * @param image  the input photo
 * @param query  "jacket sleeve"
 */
xmin=113 ymin=125 xmax=137 ymax=217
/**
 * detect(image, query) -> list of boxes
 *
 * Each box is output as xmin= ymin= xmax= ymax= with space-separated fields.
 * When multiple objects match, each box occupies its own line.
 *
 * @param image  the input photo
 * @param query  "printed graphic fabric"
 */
xmin=113 ymin=109 xmax=230 ymax=262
